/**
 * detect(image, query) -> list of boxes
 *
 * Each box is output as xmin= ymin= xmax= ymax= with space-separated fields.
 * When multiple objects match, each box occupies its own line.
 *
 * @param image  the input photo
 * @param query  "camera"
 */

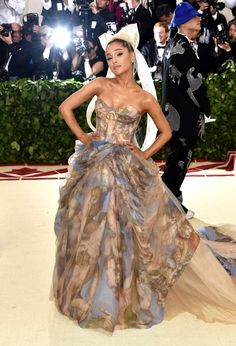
xmin=72 ymin=35 xmax=92 ymax=55
xmin=215 ymin=24 xmax=229 ymax=44
xmin=23 ymin=13 xmax=39 ymax=26
xmin=22 ymin=13 xmax=39 ymax=36
xmin=73 ymin=0 xmax=91 ymax=9
xmin=0 ymin=24 xmax=12 ymax=37
xmin=118 ymin=3 xmax=136 ymax=29
xmin=201 ymin=1 xmax=226 ymax=35
xmin=73 ymin=0 xmax=91 ymax=39
xmin=202 ymin=0 xmax=225 ymax=11
xmin=106 ymin=22 xmax=117 ymax=35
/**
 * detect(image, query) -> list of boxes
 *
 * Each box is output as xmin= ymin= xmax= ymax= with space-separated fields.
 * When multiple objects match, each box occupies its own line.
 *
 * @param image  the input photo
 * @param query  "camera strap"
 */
xmin=4 ymin=53 xmax=12 ymax=72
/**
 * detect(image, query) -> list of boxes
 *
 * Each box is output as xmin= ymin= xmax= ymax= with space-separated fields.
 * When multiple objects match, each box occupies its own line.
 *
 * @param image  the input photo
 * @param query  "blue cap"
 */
xmin=171 ymin=2 xmax=201 ymax=28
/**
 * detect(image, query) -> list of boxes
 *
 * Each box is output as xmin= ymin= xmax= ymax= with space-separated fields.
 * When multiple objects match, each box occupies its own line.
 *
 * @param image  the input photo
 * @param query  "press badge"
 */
xmin=91 ymin=21 xmax=97 ymax=29
xmin=57 ymin=3 xmax=63 ymax=11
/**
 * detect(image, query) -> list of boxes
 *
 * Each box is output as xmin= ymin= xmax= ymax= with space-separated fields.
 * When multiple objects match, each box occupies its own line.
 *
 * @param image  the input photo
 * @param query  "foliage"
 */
xmin=0 ymin=64 xmax=235 ymax=163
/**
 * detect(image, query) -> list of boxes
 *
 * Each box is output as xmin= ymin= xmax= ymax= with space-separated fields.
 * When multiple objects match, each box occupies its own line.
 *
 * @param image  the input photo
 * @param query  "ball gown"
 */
xmin=52 ymin=98 xmax=236 ymax=332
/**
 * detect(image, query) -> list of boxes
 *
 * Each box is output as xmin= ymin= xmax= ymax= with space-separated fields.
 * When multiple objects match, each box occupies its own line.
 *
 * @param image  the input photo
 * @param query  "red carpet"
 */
xmin=0 ymin=151 xmax=235 ymax=181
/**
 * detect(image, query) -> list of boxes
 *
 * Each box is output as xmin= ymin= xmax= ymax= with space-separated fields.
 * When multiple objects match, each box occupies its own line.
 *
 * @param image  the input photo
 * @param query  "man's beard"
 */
xmin=96 ymin=4 xmax=106 ymax=10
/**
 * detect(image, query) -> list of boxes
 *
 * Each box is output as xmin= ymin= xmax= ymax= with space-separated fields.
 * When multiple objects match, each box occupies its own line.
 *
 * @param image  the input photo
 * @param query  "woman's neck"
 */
xmin=114 ymin=70 xmax=136 ymax=89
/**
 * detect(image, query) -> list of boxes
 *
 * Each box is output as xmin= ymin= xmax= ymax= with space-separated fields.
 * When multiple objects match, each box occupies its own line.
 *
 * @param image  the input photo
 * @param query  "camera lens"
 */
xmin=86 ymin=47 xmax=92 ymax=53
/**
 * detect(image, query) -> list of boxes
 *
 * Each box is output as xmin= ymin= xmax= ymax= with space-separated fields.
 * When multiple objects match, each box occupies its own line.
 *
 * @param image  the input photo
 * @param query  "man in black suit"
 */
xmin=0 ymin=23 xmax=33 ymax=79
xmin=141 ymin=21 xmax=169 ymax=80
xmin=72 ymin=0 xmax=115 ymax=41
xmin=130 ymin=0 xmax=153 ymax=50
xmin=161 ymin=2 xmax=211 ymax=218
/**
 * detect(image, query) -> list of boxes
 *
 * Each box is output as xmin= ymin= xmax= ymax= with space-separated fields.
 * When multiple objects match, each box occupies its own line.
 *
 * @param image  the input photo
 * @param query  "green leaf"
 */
xmin=11 ymin=141 xmax=20 ymax=151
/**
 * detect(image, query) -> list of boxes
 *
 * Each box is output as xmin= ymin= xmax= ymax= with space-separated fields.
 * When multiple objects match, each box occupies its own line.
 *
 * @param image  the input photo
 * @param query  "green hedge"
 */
xmin=0 ymin=63 xmax=235 ymax=163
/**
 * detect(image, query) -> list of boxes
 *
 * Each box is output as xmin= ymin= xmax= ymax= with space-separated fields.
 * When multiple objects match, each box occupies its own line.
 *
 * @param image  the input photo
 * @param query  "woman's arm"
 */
xmin=128 ymin=93 xmax=172 ymax=160
xmin=91 ymin=60 xmax=104 ymax=77
xmin=71 ymin=52 xmax=82 ymax=71
xmin=59 ymin=77 xmax=104 ymax=144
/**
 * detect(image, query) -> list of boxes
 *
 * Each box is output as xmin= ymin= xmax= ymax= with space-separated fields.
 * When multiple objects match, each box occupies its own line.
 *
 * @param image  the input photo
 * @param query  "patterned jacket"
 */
xmin=162 ymin=33 xmax=211 ymax=140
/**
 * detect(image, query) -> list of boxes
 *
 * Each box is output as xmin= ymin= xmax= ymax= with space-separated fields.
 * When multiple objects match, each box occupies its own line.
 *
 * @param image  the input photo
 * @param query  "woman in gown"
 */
xmin=52 ymin=25 xmax=236 ymax=332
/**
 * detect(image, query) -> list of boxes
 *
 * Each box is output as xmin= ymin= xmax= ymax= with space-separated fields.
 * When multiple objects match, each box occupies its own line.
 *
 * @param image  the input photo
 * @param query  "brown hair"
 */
xmin=107 ymin=38 xmax=134 ymax=52
xmin=154 ymin=21 xmax=169 ymax=33
xmin=229 ymin=19 xmax=236 ymax=28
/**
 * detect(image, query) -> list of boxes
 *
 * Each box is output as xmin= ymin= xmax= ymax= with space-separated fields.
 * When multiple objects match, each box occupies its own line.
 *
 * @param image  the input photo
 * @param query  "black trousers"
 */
xmin=162 ymin=134 xmax=198 ymax=210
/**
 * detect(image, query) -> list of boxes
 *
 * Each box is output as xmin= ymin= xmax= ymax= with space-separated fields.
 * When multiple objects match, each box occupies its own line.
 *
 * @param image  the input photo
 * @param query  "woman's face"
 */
xmin=105 ymin=41 xmax=135 ymax=76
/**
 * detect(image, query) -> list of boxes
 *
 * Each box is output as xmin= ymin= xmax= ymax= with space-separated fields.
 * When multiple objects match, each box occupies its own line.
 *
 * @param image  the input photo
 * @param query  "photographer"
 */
xmin=108 ymin=0 xmax=125 ymax=23
xmin=0 ymin=0 xmax=25 ymax=25
xmin=30 ymin=25 xmax=57 ymax=80
xmin=22 ymin=13 xmax=40 ymax=44
xmin=72 ymin=0 xmax=115 ymax=41
xmin=41 ymin=0 xmax=75 ymax=28
xmin=128 ymin=0 xmax=153 ymax=50
xmin=194 ymin=0 xmax=228 ymax=75
xmin=72 ymin=0 xmax=115 ymax=70
xmin=207 ymin=0 xmax=227 ymax=34
xmin=31 ymin=24 xmax=77 ymax=80
xmin=212 ymin=19 xmax=236 ymax=71
xmin=0 ymin=22 xmax=34 ymax=80
xmin=71 ymin=38 xmax=104 ymax=80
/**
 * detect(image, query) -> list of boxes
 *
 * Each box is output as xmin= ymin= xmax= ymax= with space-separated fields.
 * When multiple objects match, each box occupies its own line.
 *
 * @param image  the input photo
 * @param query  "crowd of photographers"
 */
xmin=0 ymin=0 xmax=235 ymax=82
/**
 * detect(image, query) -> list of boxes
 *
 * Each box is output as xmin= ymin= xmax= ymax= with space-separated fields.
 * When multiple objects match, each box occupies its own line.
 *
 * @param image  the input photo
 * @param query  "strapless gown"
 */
xmin=52 ymin=98 xmax=236 ymax=332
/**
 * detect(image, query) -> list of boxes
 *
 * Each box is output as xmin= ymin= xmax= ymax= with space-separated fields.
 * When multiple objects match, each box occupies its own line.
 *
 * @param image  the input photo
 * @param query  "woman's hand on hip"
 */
xmin=127 ymin=143 xmax=147 ymax=160
xmin=79 ymin=131 xmax=99 ymax=145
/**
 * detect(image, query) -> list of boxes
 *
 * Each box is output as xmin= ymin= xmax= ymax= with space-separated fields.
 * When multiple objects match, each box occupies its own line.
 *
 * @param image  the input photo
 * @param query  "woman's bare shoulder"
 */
xmin=82 ymin=77 xmax=109 ymax=96
xmin=138 ymin=90 xmax=159 ymax=112
xmin=91 ymin=76 xmax=107 ymax=87
xmin=142 ymin=90 xmax=157 ymax=102
xmin=90 ymin=77 xmax=113 ymax=95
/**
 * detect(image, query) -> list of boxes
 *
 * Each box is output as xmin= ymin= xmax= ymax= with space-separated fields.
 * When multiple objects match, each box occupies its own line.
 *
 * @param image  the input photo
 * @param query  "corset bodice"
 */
xmin=95 ymin=98 xmax=141 ymax=144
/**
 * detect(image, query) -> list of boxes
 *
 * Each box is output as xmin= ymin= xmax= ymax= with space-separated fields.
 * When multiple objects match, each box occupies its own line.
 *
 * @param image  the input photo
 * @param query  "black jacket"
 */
xmin=41 ymin=0 xmax=73 ymax=28
xmin=141 ymin=38 xmax=166 ymax=79
xmin=162 ymin=33 xmax=211 ymax=139
xmin=31 ymin=43 xmax=58 ymax=79
xmin=8 ymin=39 xmax=34 ymax=78
xmin=72 ymin=8 xmax=115 ymax=42
xmin=0 ymin=40 xmax=8 ymax=69
xmin=134 ymin=4 xmax=153 ymax=50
